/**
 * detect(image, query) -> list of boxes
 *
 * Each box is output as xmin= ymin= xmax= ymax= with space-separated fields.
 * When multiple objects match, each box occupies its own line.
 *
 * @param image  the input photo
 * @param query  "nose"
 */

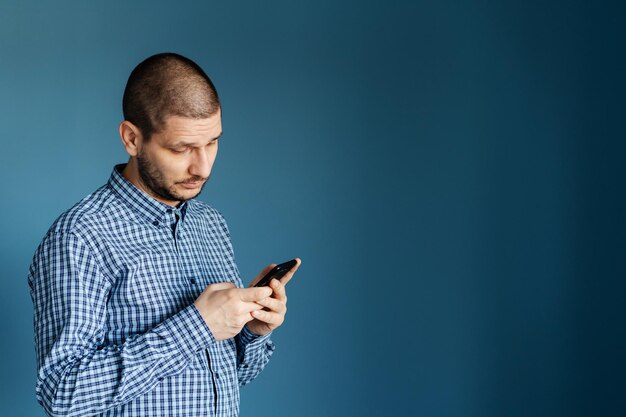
xmin=189 ymin=147 xmax=212 ymax=179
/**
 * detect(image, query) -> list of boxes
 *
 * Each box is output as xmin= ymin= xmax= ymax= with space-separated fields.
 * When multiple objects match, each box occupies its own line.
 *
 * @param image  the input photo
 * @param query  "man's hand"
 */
xmin=194 ymin=283 xmax=273 ymax=341
xmin=246 ymin=258 xmax=301 ymax=336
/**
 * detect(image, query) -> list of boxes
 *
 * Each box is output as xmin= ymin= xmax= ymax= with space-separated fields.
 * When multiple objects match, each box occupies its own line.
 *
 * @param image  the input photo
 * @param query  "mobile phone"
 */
xmin=254 ymin=259 xmax=298 ymax=287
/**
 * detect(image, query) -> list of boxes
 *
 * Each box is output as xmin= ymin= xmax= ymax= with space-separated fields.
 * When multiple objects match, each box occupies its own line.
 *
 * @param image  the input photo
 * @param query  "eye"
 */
xmin=171 ymin=147 xmax=190 ymax=154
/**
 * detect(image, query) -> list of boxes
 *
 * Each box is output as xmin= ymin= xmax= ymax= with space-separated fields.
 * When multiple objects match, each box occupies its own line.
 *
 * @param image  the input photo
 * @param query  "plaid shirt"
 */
xmin=28 ymin=164 xmax=274 ymax=417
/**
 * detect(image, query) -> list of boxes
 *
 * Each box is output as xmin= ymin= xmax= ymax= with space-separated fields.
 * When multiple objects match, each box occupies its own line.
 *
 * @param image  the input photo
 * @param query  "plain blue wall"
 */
xmin=1 ymin=1 xmax=624 ymax=416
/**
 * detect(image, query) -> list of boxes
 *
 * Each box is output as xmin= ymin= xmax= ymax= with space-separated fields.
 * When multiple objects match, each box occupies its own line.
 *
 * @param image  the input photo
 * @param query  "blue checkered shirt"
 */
xmin=28 ymin=164 xmax=275 ymax=417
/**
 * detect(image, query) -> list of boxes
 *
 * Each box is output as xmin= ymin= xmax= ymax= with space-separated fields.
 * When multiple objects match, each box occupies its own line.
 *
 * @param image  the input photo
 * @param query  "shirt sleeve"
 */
xmin=235 ymin=325 xmax=275 ymax=386
xmin=28 ymin=231 xmax=216 ymax=417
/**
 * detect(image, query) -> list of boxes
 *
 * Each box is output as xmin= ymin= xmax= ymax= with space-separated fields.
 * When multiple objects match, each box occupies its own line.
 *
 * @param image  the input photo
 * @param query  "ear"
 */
xmin=119 ymin=121 xmax=143 ymax=157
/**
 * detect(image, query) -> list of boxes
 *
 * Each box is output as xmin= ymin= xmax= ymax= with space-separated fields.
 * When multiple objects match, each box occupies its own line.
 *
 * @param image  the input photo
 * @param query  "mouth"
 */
xmin=179 ymin=180 xmax=204 ymax=189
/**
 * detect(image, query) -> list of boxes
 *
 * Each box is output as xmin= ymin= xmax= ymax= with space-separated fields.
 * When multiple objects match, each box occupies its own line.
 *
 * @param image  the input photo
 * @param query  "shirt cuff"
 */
xmin=163 ymin=304 xmax=216 ymax=358
xmin=240 ymin=325 xmax=273 ymax=348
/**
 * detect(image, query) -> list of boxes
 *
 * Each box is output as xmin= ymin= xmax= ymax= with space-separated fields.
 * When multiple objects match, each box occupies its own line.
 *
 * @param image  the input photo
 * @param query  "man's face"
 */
xmin=135 ymin=110 xmax=222 ymax=205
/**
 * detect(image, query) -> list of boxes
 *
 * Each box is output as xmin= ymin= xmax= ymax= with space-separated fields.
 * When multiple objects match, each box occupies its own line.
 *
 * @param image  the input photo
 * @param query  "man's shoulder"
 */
xmin=47 ymin=183 xmax=119 ymax=237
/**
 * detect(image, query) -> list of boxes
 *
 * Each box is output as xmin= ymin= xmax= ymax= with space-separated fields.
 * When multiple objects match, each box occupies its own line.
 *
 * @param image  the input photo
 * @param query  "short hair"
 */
xmin=122 ymin=52 xmax=220 ymax=140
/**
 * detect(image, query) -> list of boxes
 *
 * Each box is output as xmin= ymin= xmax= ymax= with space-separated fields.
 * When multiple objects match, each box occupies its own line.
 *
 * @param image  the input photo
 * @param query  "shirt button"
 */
xmin=215 ymin=373 xmax=219 ymax=379
xmin=152 ymin=220 xmax=159 ymax=226
xmin=190 ymin=278 xmax=196 ymax=285
xmin=166 ymin=209 xmax=172 ymax=213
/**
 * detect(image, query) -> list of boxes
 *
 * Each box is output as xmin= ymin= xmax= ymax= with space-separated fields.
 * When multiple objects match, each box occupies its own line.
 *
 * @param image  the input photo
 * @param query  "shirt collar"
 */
xmin=108 ymin=164 xmax=188 ymax=227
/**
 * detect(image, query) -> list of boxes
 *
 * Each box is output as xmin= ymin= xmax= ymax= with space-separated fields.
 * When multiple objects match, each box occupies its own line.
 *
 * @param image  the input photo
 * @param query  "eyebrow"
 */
xmin=169 ymin=132 xmax=222 ymax=148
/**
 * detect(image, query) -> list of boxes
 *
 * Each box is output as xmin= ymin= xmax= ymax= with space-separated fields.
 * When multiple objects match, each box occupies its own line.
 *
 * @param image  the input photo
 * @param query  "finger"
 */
xmin=251 ymin=309 xmax=284 ymax=326
xmin=233 ymin=310 xmax=259 ymax=327
xmin=255 ymin=295 xmax=286 ymax=314
xmin=238 ymin=286 xmax=273 ymax=302
xmin=238 ymin=309 xmax=264 ymax=329
xmin=269 ymin=278 xmax=287 ymax=302
xmin=248 ymin=264 xmax=277 ymax=287
xmin=279 ymin=258 xmax=302 ymax=286
xmin=241 ymin=301 xmax=266 ymax=313
xmin=231 ymin=303 xmax=265 ymax=328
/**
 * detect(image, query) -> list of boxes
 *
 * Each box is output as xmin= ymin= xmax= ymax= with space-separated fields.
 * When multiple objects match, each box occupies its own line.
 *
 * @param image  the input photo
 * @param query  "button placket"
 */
xmin=169 ymin=211 xmax=195 ymax=290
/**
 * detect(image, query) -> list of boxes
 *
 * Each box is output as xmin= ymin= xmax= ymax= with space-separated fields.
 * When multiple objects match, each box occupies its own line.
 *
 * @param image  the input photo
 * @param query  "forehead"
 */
xmin=157 ymin=111 xmax=222 ymax=144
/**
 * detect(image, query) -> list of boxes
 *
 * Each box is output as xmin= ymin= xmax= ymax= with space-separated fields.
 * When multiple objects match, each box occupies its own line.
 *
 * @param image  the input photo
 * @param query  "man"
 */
xmin=28 ymin=52 xmax=301 ymax=417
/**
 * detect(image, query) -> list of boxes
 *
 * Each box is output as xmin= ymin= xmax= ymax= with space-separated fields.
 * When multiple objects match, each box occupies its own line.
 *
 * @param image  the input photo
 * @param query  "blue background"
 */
xmin=1 ymin=1 xmax=625 ymax=416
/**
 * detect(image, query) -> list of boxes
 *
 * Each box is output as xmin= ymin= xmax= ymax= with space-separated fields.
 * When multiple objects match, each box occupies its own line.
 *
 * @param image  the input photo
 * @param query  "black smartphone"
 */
xmin=254 ymin=259 xmax=298 ymax=287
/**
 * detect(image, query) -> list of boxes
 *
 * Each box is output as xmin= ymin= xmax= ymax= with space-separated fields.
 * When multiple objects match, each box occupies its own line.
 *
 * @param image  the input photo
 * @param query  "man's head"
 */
xmin=119 ymin=53 xmax=222 ymax=206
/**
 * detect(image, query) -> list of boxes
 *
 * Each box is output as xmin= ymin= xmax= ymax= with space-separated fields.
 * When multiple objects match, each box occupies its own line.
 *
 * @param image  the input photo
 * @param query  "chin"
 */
xmin=177 ymin=187 xmax=203 ymax=200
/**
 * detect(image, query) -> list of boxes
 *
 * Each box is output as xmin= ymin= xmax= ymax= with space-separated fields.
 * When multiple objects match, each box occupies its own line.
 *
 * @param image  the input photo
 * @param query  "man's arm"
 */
xmin=233 ymin=263 xmax=301 ymax=386
xmin=235 ymin=326 xmax=275 ymax=385
xmin=29 ymin=231 xmax=216 ymax=417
